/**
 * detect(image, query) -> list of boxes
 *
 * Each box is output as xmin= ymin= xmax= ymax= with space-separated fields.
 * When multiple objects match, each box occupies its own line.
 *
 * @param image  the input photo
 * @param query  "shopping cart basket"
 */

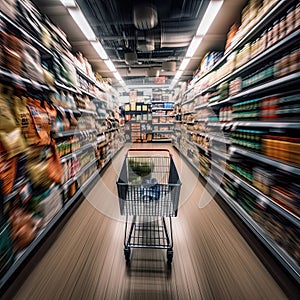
xmin=117 ymin=149 xmax=181 ymax=264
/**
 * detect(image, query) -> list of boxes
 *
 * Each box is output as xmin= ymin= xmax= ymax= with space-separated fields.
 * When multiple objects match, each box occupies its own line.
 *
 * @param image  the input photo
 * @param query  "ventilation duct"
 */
xmin=148 ymin=67 xmax=160 ymax=77
xmin=162 ymin=61 xmax=176 ymax=72
xmin=137 ymin=38 xmax=155 ymax=52
xmin=133 ymin=4 xmax=158 ymax=30
xmin=125 ymin=52 xmax=138 ymax=65
xmin=161 ymin=21 xmax=194 ymax=48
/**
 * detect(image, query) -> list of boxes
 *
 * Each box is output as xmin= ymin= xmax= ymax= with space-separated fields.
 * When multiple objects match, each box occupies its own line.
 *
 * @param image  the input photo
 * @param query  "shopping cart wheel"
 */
xmin=124 ymin=247 xmax=131 ymax=262
xmin=167 ymin=249 xmax=173 ymax=264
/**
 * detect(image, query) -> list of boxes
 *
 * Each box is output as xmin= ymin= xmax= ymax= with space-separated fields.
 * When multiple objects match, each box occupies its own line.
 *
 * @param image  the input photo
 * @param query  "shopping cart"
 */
xmin=117 ymin=149 xmax=181 ymax=264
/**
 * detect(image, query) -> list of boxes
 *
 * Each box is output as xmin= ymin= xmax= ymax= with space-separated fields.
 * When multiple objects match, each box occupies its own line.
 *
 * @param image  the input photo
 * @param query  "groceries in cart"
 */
xmin=142 ymin=178 xmax=160 ymax=201
xmin=128 ymin=158 xmax=160 ymax=200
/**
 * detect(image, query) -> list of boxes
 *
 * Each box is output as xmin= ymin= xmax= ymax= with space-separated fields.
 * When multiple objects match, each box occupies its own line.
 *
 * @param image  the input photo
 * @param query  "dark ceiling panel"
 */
xmin=31 ymin=0 xmax=248 ymax=87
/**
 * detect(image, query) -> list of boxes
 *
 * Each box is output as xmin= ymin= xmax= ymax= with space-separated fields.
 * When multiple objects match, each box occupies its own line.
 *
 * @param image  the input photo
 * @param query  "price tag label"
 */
xmin=257 ymin=195 xmax=269 ymax=209
xmin=233 ymin=178 xmax=241 ymax=187
xmin=231 ymin=122 xmax=237 ymax=131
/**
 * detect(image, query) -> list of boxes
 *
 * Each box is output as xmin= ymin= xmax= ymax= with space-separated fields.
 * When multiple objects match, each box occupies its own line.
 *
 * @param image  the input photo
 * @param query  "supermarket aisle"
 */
xmin=7 ymin=144 xmax=287 ymax=300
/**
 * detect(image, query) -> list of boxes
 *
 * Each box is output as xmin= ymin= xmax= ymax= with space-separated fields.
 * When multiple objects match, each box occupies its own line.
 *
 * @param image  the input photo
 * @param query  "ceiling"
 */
xmin=31 ymin=0 xmax=248 ymax=89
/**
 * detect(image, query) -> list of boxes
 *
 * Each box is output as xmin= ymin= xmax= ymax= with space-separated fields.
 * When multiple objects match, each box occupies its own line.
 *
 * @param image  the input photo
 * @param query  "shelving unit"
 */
xmin=0 ymin=4 xmax=125 ymax=289
xmin=124 ymin=102 xmax=152 ymax=142
xmin=151 ymin=90 xmax=175 ymax=142
xmin=173 ymin=0 xmax=300 ymax=283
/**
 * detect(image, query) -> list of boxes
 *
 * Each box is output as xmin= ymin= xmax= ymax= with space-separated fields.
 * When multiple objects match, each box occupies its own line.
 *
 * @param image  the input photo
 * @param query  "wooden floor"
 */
xmin=7 ymin=144 xmax=288 ymax=299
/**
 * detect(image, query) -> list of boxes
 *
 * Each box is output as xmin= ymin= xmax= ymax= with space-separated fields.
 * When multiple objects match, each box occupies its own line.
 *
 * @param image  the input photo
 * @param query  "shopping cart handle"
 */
xmin=127 ymin=148 xmax=172 ymax=156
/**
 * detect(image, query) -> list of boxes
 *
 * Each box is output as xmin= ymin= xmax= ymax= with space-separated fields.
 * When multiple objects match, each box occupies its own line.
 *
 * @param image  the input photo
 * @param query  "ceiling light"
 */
xmin=196 ymin=0 xmax=224 ymax=36
xmin=113 ymin=72 xmax=122 ymax=81
xmin=59 ymin=0 xmax=77 ymax=7
xmin=186 ymin=37 xmax=202 ymax=57
xmin=179 ymin=58 xmax=190 ymax=71
xmin=68 ymin=8 xmax=96 ymax=40
xmin=104 ymin=59 xmax=117 ymax=72
xmin=91 ymin=41 xmax=108 ymax=60
xmin=174 ymin=70 xmax=183 ymax=80
xmin=170 ymin=79 xmax=177 ymax=90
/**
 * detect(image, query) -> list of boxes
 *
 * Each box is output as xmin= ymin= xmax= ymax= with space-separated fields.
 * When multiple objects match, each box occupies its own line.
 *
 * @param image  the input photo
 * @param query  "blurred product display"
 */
xmin=0 ymin=0 xmax=125 ymax=282
xmin=0 ymin=0 xmax=299 ymax=296
xmin=173 ymin=0 xmax=300 ymax=283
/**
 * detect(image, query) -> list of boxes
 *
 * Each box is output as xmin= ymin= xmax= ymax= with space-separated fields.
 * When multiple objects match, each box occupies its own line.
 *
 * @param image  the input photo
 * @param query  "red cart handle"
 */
xmin=127 ymin=148 xmax=172 ymax=157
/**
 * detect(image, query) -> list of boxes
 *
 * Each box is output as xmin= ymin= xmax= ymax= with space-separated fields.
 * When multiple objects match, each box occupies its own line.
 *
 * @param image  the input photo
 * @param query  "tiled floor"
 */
xmin=7 ymin=144 xmax=287 ymax=299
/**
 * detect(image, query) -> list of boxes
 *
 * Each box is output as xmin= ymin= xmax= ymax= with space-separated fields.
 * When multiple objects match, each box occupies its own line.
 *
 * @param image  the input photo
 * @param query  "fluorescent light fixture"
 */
xmin=179 ymin=58 xmax=190 ymax=71
xmin=174 ymin=70 xmax=183 ymax=80
xmin=68 ymin=8 xmax=96 ymax=40
xmin=113 ymin=72 xmax=122 ymax=81
xmin=186 ymin=37 xmax=203 ymax=57
xmin=170 ymin=78 xmax=177 ymax=90
xmin=104 ymin=59 xmax=117 ymax=72
xmin=196 ymin=0 xmax=224 ymax=36
xmin=60 ymin=0 xmax=77 ymax=7
xmin=63 ymin=2 xmax=128 ymax=90
xmin=91 ymin=41 xmax=108 ymax=60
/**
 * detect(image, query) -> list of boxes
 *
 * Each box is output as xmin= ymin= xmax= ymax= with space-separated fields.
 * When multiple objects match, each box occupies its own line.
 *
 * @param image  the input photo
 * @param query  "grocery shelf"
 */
xmin=194 ymin=119 xmax=208 ymax=123
xmin=209 ymin=135 xmax=231 ymax=144
xmin=209 ymin=180 xmax=300 ymax=284
xmin=152 ymin=108 xmax=174 ymax=111
xmin=57 ymin=106 xmax=81 ymax=115
xmin=76 ymin=68 xmax=105 ymax=93
xmin=172 ymin=144 xmax=207 ymax=178
xmin=78 ymin=108 xmax=97 ymax=115
xmin=207 ymin=122 xmax=223 ymax=127
xmin=209 ymin=148 xmax=229 ymax=161
xmin=208 ymin=98 xmax=233 ymax=108
xmin=0 ymin=168 xmax=100 ymax=292
xmin=152 ymin=139 xmax=172 ymax=142
xmin=105 ymin=128 xmax=118 ymax=133
xmin=230 ymin=146 xmax=300 ymax=176
xmin=211 ymin=161 xmax=300 ymax=228
xmin=53 ymin=129 xmax=97 ymax=138
xmin=192 ymin=0 xmax=289 ymax=87
xmin=208 ymin=72 xmax=300 ymax=109
xmin=3 ymin=178 xmax=29 ymax=204
xmin=175 ymin=143 xmax=300 ymax=283
xmin=182 ymin=97 xmax=195 ymax=106
xmin=152 ymin=101 xmax=174 ymax=104
xmin=234 ymin=72 xmax=300 ymax=99
xmin=193 ymin=142 xmax=208 ymax=152
xmin=182 ymin=111 xmax=195 ymax=115
xmin=152 ymin=130 xmax=173 ymax=134
xmin=174 ymin=128 xmax=182 ymax=132
xmin=0 ymin=12 xmax=53 ymax=57
xmin=79 ymin=158 xmax=98 ymax=176
xmin=154 ymin=123 xmax=175 ymax=126
xmin=232 ymin=121 xmax=300 ymax=129
xmin=96 ymin=140 xmax=110 ymax=148
xmin=0 ymin=68 xmax=50 ymax=91
xmin=55 ymin=81 xmax=78 ymax=94
xmin=64 ymin=159 xmax=98 ymax=185
xmin=182 ymin=86 xmax=193 ymax=96
xmin=79 ymin=88 xmax=97 ymax=99
xmin=201 ymin=28 xmax=300 ymax=94
xmin=60 ymin=143 xmax=94 ymax=163
xmin=233 ymin=28 xmax=300 ymax=77
xmin=194 ymin=103 xmax=208 ymax=110
xmin=152 ymin=114 xmax=175 ymax=117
